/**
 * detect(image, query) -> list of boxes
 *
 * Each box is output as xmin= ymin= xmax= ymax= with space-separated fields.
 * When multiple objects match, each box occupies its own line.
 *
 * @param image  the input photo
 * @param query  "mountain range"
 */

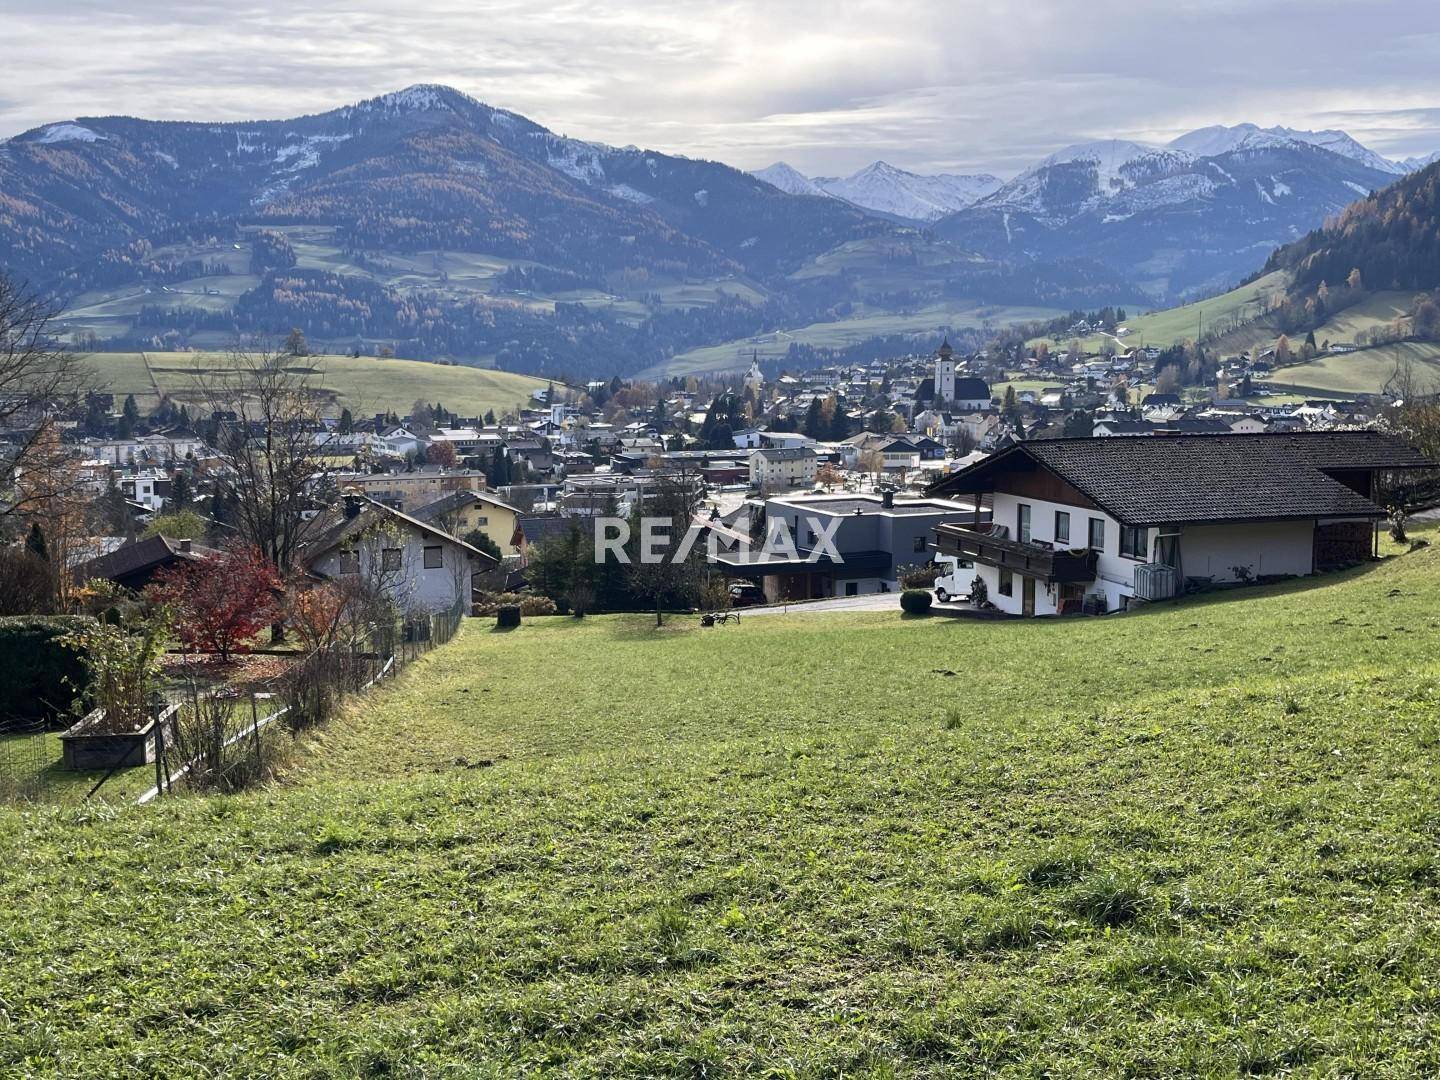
xmin=932 ymin=128 xmax=1413 ymax=300
xmin=752 ymin=160 xmax=1002 ymax=221
xmin=0 ymin=86 xmax=1433 ymax=379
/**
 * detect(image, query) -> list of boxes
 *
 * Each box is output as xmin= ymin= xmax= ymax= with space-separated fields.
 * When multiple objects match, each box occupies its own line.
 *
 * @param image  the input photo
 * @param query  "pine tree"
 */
xmin=116 ymin=393 xmax=140 ymax=438
xmin=169 ymin=470 xmax=193 ymax=509
xmin=339 ymin=408 xmax=354 ymax=434
xmin=26 ymin=523 xmax=48 ymax=562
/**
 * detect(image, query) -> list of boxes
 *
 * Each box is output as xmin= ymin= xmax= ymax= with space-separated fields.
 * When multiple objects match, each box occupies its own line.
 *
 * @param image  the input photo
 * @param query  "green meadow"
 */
xmin=3 ymin=530 xmax=1439 ymax=1076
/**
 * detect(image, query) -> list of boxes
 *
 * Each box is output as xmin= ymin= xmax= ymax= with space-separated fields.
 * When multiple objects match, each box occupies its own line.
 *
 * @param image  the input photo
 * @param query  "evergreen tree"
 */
xmin=169 ymin=470 xmax=193 ymax=509
xmin=25 ymin=523 xmax=48 ymax=562
xmin=338 ymin=408 xmax=354 ymax=434
xmin=116 ymin=393 xmax=140 ymax=438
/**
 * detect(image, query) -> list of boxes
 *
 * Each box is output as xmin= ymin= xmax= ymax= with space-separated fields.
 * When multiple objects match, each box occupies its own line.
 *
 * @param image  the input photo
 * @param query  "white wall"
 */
xmin=313 ymin=527 xmax=472 ymax=613
xmin=1180 ymin=521 xmax=1314 ymax=581
xmin=981 ymin=489 xmax=1319 ymax=615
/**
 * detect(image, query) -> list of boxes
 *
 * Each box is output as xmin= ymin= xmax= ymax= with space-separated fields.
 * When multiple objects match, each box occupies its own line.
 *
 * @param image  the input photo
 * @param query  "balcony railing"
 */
xmin=934 ymin=522 xmax=1098 ymax=584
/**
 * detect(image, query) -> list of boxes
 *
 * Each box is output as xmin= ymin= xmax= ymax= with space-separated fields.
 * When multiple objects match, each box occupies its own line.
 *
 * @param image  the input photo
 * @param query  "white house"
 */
xmin=750 ymin=446 xmax=818 ymax=491
xmin=929 ymin=432 xmax=1431 ymax=616
xmin=298 ymin=495 xmax=496 ymax=613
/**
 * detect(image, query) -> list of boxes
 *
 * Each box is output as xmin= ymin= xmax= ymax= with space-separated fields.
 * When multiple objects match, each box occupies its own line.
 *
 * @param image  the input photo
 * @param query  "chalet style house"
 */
xmin=928 ymin=432 xmax=1433 ymax=616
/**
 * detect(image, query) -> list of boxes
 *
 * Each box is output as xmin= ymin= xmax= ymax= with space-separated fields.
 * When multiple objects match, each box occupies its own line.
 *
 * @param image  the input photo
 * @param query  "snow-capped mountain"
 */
xmin=0 ymin=84 xmax=888 ymax=284
xmin=1397 ymin=150 xmax=1440 ymax=172
xmin=1169 ymin=123 xmax=1404 ymax=175
xmin=816 ymin=161 xmax=1002 ymax=221
xmin=934 ymin=129 xmax=1399 ymax=299
xmin=752 ymin=161 xmax=830 ymax=197
xmin=750 ymin=160 xmax=1001 ymax=221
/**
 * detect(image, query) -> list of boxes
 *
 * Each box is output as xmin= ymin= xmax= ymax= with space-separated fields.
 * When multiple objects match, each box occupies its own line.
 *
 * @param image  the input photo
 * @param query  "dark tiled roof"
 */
xmin=517 ymin=515 xmax=579 ymax=545
xmin=932 ymin=432 xmax=1433 ymax=526
xmin=74 ymin=534 xmax=211 ymax=584
xmin=299 ymin=497 xmax=494 ymax=566
xmin=952 ymin=377 xmax=991 ymax=400
xmin=411 ymin=489 xmax=522 ymax=522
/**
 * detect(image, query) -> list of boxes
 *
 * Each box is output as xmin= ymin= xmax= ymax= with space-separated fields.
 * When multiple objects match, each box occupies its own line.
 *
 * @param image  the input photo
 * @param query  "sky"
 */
xmin=4 ymin=0 xmax=1440 ymax=177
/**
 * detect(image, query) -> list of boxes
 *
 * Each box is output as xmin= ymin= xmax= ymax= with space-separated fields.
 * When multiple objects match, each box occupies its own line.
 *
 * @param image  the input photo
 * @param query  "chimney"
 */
xmin=343 ymin=493 xmax=363 ymax=519
xmin=881 ymin=488 xmax=895 ymax=509
xmin=177 ymin=538 xmax=192 ymax=553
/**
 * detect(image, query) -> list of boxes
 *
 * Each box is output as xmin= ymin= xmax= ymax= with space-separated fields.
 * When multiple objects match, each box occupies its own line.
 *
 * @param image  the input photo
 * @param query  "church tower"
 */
xmin=934 ymin=339 xmax=956 ymax=404
xmin=744 ymin=352 xmax=765 ymax=397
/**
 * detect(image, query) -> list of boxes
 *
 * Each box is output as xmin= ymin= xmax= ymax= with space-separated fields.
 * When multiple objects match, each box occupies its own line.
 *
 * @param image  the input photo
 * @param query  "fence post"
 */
xmin=153 ymin=701 xmax=165 ymax=798
xmin=251 ymin=693 xmax=262 ymax=770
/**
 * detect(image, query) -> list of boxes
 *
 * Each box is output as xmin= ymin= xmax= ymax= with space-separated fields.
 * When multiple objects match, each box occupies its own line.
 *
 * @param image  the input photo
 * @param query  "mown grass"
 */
xmin=2 ymin=537 xmax=1440 ymax=1076
xmin=81 ymin=351 xmax=550 ymax=417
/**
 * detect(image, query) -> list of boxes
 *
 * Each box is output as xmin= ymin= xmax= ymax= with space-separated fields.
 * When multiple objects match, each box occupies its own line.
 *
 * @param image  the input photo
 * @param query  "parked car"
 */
xmin=933 ymin=554 xmax=974 ymax=603
xmin=728 ymin=581 xmax=765 ymax=607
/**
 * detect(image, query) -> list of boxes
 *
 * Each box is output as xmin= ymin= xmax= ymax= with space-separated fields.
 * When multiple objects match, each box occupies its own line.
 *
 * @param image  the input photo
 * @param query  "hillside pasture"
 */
xmin=82 ymin=351 xmax=551 ymax=417
xmin=3 ymin=535 xmax=1439 ymax=1075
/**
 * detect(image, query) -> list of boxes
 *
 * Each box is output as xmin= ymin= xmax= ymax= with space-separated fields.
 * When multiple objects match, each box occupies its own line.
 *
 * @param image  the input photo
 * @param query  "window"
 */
xmin=1088 ymin=518 xmax=1106 ymax=551
xmin=1054 ymin=511 xmax=1071 ymax=545
xmin=475 ymin=516 xmax=488 ymax=526
xmin=338 ymin=549 xmax=360 ymax=575
xmin=1120 ymin=525 xmax=1147 ymax=559
xmin=1017 ymin=503 xmax=1031 ymax=544
xmin=423 ymin=545 xmax=444 ymax=569
xmin=381 ymin=547 xmax=402 ymax=572
xmin=913 ymin=535 xmax=927 ymax=552
xmin=998 ymin=568 xmax=1014 ymax=597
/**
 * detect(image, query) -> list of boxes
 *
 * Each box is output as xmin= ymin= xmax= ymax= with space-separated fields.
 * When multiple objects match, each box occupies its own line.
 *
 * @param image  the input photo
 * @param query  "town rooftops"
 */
xmin=928 ymin=432 xmax=1433 ymax=527
xmin=73 ymin=534 xmax=214 ymax=588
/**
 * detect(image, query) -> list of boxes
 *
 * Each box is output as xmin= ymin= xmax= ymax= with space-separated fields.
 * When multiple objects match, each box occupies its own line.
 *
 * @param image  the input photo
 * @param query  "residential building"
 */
xmin=334 ymin=468 xmax=489 ymax=511
xmin=714 ymin=490 xmax=980 ymax=602
xmin=411 ymin=489 xmax=524 ymax=556
xmin=750 ymin=446 xmax=818 ymax=491
xmin=298 ymin=495 xmax=495 ymax=613
xmin=928 ymin=432 xmax=1433 ymax=616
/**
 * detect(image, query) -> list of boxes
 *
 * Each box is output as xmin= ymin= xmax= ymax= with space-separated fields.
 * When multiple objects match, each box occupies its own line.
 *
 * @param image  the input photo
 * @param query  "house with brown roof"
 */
xmin=72 ymin=534 xmax=215 ymax=591
xmin=927 ymin=432 xmax=1433 ymax=616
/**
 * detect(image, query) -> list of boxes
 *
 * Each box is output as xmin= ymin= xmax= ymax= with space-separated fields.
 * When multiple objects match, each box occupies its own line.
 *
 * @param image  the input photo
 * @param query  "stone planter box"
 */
xmin=59 ymin=705 xmax=178 ymax=772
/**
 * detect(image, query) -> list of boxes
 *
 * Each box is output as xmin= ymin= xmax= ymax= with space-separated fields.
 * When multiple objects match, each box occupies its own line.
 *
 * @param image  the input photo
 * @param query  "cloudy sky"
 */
xmin=5 ymin=0 xmax=1440 ymax=177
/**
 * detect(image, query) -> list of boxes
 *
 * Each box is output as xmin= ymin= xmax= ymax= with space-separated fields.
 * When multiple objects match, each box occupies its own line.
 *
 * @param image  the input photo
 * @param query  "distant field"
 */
xmin=1259 ymin=340 xmax=1440 ymax=396
xmin=1033 ymin=272 xmax=1292 ymax=353
xmin=646 ymin=300 xmax=1064 ymax=379
xmin=82 ymin=352 xmax=551 ymax=417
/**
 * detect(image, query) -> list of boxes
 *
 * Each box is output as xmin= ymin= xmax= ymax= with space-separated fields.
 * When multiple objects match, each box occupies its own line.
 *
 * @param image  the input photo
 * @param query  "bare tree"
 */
xmin=0 ymin=275 xmax=91 ymax=523
xmin=192 ymin=344 xmax=334 ymax=576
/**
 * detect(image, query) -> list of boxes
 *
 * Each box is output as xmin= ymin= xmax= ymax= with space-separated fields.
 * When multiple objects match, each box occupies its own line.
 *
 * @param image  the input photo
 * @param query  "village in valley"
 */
xmin=7 ymin=7 xmax=1440 ymax=1071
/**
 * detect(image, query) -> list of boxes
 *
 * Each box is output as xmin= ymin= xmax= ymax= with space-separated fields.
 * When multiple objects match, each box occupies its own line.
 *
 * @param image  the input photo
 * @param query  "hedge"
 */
xmin=899 ymin=589 xmax=933 ymax=615
xmin=0 ymin=616 xmax=93 ymax=726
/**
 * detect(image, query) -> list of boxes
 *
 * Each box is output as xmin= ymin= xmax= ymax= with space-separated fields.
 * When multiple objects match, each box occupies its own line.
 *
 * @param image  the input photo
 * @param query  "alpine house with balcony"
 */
xmin=926 ymin=432 xmax=1433 ymax=616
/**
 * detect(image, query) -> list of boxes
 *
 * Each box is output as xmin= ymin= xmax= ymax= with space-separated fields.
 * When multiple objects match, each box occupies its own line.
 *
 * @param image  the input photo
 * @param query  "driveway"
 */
xmin=740 ymin=593 xmax=902 ymax=616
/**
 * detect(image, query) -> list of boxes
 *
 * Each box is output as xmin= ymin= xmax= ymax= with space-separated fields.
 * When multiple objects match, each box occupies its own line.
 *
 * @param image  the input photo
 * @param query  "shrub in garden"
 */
xmin=147 ymin=544 xmax=280 ymax=661
xmin=519 ymin=596 xmax=557 ymax=616
xmin=0 ymin=616 xmax=91 ymax=724
xmin=900 ymin=589 xmax=933 ymax=615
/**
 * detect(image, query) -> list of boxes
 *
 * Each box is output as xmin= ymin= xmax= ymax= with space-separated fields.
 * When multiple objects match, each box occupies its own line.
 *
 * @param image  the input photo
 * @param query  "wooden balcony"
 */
xmin=934 ymin=522 xmax=1098 ymax=584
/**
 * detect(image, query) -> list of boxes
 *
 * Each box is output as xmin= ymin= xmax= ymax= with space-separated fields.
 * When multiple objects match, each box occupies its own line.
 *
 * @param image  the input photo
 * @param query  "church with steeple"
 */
xmin=918 ymin=340 xmax=992 ymax=411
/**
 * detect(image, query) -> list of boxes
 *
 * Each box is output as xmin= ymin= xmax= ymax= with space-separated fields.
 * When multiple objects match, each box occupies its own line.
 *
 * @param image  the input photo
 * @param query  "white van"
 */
xmin=932 ymin=554 xmax=975 ymax=603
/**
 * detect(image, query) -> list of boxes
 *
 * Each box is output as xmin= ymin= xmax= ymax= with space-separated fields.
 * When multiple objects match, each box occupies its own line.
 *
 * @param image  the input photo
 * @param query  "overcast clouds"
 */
xmin=4 ymin=0 xmax=1440 ymax=176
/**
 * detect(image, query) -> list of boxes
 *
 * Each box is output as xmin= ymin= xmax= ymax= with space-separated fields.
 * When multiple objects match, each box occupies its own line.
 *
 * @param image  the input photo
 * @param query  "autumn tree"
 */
xmin=148 ymin=544 xmax=281 ymax=661
xmin=0 ymin=274 xmax=91 ymax=524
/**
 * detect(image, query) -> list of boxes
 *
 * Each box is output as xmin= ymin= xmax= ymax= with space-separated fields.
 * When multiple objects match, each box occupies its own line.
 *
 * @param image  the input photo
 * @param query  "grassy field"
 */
xmin=1030 ymin=271 xmax=1292 ymax=352
xmin=81 ymin=351 xmax=551 ymax=417
xmin=646 ymin=299 xmax=1064 ymax=380
xmin=3 ymin=530 xmax=1439 ymax=1075
xmin=1259 ymin=340 xmax=1440 ymax=397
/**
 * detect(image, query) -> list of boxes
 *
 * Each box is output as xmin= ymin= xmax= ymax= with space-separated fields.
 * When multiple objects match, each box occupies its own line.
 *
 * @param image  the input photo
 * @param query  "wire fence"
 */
xmin=0 ymin=598 xmax=468 ymax=807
